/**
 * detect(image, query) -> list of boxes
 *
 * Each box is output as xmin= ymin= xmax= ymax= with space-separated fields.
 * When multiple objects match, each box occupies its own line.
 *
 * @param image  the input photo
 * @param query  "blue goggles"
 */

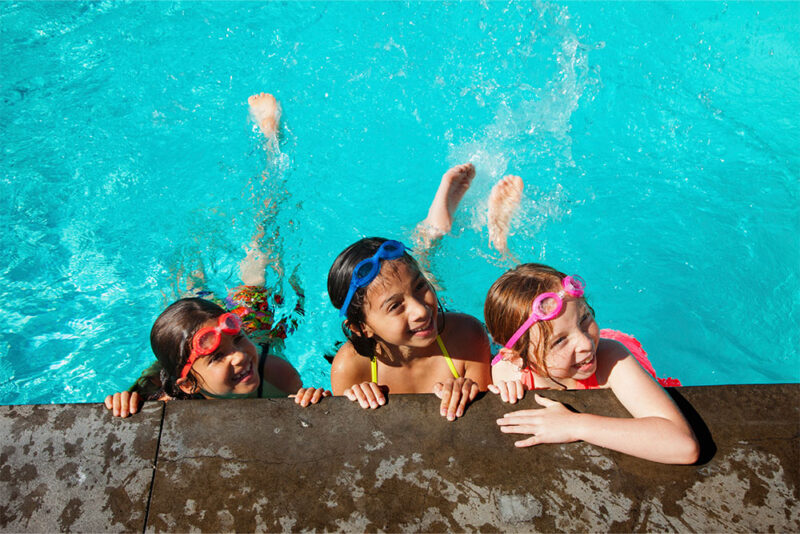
xmin=339 ymin=240 xmax=407 ymax=318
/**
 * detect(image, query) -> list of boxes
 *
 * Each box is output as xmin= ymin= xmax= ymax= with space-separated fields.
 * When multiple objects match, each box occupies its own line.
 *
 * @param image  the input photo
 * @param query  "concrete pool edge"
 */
xmin=1 ymin=384 xmax=798 ymax=532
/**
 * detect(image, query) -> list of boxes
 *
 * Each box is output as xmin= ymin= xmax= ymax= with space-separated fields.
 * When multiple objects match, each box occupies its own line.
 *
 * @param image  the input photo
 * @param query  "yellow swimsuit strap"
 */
xmin=436 ymin=335 xmax=460 ymax=379
xmin=371 ymin=335 xmax=459 ymax=383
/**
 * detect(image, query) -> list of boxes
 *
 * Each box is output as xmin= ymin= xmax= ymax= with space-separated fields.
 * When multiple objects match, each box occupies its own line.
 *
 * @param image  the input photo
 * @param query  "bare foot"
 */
xmin=422 ymin=163 xmax=476 ymax=235
xmin=488 ymin=175 xmax=524 ymax=255
xmin=248 ymin=92 xmax=281 ymax=138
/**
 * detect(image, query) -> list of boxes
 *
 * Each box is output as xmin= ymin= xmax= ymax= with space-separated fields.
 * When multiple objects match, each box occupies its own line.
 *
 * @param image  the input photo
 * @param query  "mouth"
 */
xmin=573 ymin=354 xmax=595 ymax=371
xmin=232 ymin=361 xmax=255 ymax=384
xmin=410 ymin=315 xmax=435 ymax=337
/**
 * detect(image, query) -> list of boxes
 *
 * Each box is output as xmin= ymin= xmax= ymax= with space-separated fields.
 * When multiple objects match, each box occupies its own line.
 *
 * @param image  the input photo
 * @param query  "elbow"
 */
xmin=672 ymin=434 xmax=701 ymax=465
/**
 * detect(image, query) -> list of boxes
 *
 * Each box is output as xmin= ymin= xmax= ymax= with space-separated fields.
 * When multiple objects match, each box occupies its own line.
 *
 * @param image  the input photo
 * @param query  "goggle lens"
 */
xmin=354 ymin=260 xmax=377 ymax=282
xmin=562 ymin=275 xmax=586 ymax=297
xmin=533 ymin=293 xmax=561 ymax=320
xmin=219 ymin=313 xmax=242 ymax=334
xmin=194 ymin=330 xmax=220 ymax=354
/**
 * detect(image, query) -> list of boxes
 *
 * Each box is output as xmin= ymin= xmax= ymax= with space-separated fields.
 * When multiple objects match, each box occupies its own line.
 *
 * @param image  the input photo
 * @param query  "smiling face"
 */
xmin=358 ymin=261 xmax=439 ymax=350
xmin=179 ymin=318 xmax=261 ymax=398
xmin=528 ymin=298 xmax=600 ymax=384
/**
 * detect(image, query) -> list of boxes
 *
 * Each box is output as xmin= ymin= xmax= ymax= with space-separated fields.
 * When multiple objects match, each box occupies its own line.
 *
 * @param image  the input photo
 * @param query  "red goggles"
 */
xmin=179 ymin=313 xmax=243 ymax=379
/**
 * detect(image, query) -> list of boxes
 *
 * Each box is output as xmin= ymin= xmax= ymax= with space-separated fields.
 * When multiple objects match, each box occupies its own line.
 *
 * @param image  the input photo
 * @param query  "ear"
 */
xmin=497 ymin=347 xmax=524 ymax=369
xmin=175 ymin=377 xmax=196 ymax=395
xmin=346 ymin=320 xmax=374 ymax=339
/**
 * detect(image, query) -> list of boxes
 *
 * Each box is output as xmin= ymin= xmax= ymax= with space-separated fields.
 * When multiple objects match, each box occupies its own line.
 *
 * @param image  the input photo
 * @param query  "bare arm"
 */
xmin=498 ymin=347 xmax=699 ymax=464
xmin=263 ymin=352 xmax=303 ymax=394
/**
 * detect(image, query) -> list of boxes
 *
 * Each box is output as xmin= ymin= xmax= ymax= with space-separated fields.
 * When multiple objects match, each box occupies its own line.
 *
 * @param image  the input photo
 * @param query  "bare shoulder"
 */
xmin=330 ymin=341 xmax=371 ymax=393
xmin=442 ymin=312 xmax=491 ymax=373
xmin=596 ymin=337 xmax=645 ymax=385
xmin=443 ymin=312 xmax=489 ymax=342
xmin=263 ymin=352 xmax=302 ymax=393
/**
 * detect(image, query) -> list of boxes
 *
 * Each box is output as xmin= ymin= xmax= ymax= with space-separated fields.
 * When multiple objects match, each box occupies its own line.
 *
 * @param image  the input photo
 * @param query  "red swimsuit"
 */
xmin=519 ymin=329 xmax=682 ymax=390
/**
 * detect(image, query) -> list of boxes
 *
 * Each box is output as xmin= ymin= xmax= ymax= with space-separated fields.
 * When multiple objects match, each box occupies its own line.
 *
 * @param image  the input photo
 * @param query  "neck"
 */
xmin=529 ymin=371 xmax=580 ymax=391
xmin=375 ymin=336 xmax=438 ymax=366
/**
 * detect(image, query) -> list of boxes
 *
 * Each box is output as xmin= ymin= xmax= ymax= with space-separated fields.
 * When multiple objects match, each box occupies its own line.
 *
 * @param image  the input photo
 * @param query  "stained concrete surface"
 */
xmin=0 ymin=402 xmax=162 ymax=532
xmin=1 ymin=384 xmax=798 ymax=532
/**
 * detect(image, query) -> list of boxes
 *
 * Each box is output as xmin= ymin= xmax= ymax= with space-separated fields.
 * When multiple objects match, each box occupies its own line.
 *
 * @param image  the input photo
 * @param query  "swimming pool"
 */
xmin=2 ymin=1 xmax=798 ymax=405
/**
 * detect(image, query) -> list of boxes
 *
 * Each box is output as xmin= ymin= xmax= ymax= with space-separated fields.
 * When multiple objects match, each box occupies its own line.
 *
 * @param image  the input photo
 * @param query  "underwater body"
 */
xmin=1 ymin=1 xmax=798 ymax=404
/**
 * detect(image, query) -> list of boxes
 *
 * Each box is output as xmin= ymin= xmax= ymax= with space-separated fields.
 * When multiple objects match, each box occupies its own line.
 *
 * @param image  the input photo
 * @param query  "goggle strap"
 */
xmin=504 ymin=314 xmax=539 ymax=350
xmin=339 ymin=284 xmax=358 ymax=318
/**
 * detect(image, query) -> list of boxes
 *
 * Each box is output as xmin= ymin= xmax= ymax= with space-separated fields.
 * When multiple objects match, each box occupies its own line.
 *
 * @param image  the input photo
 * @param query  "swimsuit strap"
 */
xmin=436 ymin=335 xmax=460 ymax=379
xmin=257 ymin=343 xmax=269 ymax=398
xmin=369 ymin=335 xmax=459 ymax=383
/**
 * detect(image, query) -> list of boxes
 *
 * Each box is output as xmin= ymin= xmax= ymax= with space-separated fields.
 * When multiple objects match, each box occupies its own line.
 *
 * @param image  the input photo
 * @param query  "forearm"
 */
xmin=572 ymin=413 xmax=699 ymax=464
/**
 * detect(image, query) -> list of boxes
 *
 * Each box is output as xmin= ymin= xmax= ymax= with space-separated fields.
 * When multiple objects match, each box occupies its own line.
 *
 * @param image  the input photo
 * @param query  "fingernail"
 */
xmin=378 ymin=398 xmax=385 ymax=405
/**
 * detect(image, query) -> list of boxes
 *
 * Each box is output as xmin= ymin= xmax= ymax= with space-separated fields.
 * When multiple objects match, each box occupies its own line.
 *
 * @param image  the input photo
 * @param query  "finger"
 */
xmin=344 ymin=387 xmax=357 ymax=402
xmin=534 ymin=393 xmax=558 ymax=407
xmin=438 ymin=385 xmax=452 ymax=417
xmin=104 ymin=395 xmax=113 ymax=410
xmin=432 ymin=382 xmax=444 ymax=398
xmin=360 ymin=383 xmax=380 ymax=408
xmin=487 ymin=384 xmax=499 ymax=395
xmin=368 ymin=382 xmax=386 ymax=406
xmin=119 ymin=392 xmax=131 ymax=417
xmin=514 ymin=381 xmax=525 ymax=402
xmin=497 ymin=416 xmax=537 ymax=427
xmin=515 ymin=436 xmax=541 ymax=448
xmin=498 ymin=423 xmax=537 ymax=435
xmin=497 ymin=382 xmax=509 ymax=403
xmin=501 ymin=409 xmax=537 ymax=419
xmin=322 ymin=390 xmax=332 ymax=397
xmin=351 ymin=385 xmax=370 ymax=408
xmin=112 ymin=393 xmax=122 ymax=417
xmin=446 ymin=385 xmax=462 ymax=420
xmin=297 ymin=388 xmax=312 ymax=407
xmin=455 ymin=382 xmax=475 ymax=418
xmin=129 ymin=392 xmax=140 ymax=414
xmin=310 ymin=388 xmax=324 ymax=404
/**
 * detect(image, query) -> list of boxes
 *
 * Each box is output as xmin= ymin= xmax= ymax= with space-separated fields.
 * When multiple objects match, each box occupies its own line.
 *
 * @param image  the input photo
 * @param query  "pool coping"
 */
xmin=1 ymin=383 xmax=798 ymax=532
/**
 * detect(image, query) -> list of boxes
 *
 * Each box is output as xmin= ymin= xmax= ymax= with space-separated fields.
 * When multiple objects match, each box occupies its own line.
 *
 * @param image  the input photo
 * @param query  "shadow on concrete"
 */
xmin=667 ymin=387 xmax=717 ymax=465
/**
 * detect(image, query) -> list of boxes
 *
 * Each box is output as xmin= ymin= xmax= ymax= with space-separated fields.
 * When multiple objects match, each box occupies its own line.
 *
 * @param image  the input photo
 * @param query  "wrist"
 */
xmin=570 ymin=412 xmax=591 ymax=442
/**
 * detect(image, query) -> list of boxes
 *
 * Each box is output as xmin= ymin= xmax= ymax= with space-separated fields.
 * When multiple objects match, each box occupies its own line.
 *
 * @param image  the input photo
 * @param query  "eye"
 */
xmin=551 ymin=336 xmax=566 ymax=348
xmin=208 ymin=351 xmax=225 ymax=363
xmin=580 ymin=312 xmax=591 ymax=324
xmin=415 ymin=279 xmax=427 ymax=291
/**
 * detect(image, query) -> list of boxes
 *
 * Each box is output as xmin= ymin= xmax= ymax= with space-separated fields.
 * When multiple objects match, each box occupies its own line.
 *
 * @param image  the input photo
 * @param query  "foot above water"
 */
xmin=488 ymin=174 xmax=524 ymax=254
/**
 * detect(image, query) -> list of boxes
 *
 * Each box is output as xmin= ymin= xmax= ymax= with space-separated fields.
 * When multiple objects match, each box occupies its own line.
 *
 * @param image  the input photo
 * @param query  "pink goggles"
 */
xmin=491 ymin=275 xmax=585 ymax=365
xmin=179 ymin=313 xmax=243 ymax=379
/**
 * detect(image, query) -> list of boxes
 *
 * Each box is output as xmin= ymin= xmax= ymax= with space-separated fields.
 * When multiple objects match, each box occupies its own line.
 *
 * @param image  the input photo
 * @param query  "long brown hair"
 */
xmin=484 ymin=263 xmax=591 ymax=376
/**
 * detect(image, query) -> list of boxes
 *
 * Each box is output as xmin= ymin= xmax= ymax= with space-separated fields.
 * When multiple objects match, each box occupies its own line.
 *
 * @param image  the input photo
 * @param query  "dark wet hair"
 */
xmin=327 ymin=237 xmax=432 ymax=358
xmin=149 ymin=297 xmax=226 ymax=399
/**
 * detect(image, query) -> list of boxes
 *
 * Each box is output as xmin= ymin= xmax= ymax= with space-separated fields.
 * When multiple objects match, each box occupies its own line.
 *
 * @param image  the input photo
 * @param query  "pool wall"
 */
xmin=1 ymin=384 xmax=798 ymax=532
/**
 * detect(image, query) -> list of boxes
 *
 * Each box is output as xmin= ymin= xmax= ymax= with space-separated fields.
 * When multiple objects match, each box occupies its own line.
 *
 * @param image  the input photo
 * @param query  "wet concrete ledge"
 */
xmin=1 ymin=384 xmax=798 ymax=533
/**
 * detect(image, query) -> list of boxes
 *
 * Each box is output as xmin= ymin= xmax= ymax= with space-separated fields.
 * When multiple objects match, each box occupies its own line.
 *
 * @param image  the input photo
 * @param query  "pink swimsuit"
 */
xmin=519 ymin=329 xmax=682 ymax=390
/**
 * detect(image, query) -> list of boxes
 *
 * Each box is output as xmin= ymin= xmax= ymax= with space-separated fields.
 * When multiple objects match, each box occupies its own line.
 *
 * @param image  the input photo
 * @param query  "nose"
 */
xmin=407 ymin=295 xmax=430 ymax=323
xmin=229 ymin=349 xmax=247 ymax=366
xmin=575 ymin=329 xmax=594 ymax=353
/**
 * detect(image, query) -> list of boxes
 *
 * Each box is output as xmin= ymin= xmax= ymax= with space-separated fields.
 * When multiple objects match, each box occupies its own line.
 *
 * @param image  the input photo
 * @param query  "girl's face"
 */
xmin=182 ymin=318 xmax=261 ymax=398
xmin=359 ymin=261 xmax=439 ymax=349
xmin=529 ymin=299 xmax=600 ymax=382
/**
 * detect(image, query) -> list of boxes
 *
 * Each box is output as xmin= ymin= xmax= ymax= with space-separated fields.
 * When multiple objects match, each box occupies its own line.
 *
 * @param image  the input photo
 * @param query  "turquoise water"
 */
xmin=1 ymin=1 xmax=798 ymax=405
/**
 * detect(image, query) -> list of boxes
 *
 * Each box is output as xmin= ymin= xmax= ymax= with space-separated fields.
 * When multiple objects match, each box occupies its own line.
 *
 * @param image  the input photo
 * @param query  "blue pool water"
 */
xmin=1 ymin=1 xmax=798 ymax=405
